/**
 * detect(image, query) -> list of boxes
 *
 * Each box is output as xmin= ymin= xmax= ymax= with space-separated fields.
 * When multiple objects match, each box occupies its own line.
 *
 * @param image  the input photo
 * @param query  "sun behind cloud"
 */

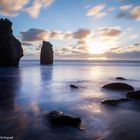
xmin=87 ymin=39 xmax=112 ymax=54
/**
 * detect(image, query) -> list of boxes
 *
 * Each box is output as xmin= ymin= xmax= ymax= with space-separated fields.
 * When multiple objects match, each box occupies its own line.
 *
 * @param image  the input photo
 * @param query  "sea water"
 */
xmin=0 ymin=60 xmax=140 ymax=140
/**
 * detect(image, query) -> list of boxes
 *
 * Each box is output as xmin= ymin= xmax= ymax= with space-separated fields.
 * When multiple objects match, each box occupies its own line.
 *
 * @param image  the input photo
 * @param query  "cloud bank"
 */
xmin=0 ymin=0 xmax=54 ymax=18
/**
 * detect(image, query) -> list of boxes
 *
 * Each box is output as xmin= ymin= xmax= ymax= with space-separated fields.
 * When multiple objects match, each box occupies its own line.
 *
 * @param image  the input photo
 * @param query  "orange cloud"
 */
xmin=131 ymin=5 xmax=140 ymax=21
xmin=119 ymin=5 xmax=133 ymax=11
xmin=99 ymin=27 xmax=122 ymax=37
xmin=73 ymin=28 xmax=92 ymax=39
xmin=87 ymin=4 xmax=105 ymax=16
xmin=25 ymin=0 xmax=54 ymax=18
xmin=0 ymin=0 xmax=29 ymax=16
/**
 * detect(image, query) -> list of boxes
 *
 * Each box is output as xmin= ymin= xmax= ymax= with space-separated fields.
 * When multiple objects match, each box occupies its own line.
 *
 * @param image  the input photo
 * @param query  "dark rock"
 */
xmin=102 ymin=82 xmax=134 ymax=91
xmin=116 ymin=77 xmax=126 ymax=80
xmin=101 ymin=98 xmax=131 ymax=106
xmin=40 ymin=41 xmax=53 ymax=65
xmin=46 ymin=111 xmax=81 ymax=127
xmin=0 ymin=18 xmax=23 ymax=66
xmin=70 ymin=84 xmax=79 ymax=89
xmin=127 ymin=90 xmax=140 ymax=99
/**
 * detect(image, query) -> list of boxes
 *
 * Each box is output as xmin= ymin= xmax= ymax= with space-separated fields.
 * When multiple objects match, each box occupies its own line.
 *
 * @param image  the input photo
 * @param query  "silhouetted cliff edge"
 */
xmin=0 ymin=18 xmax=23 ymax=66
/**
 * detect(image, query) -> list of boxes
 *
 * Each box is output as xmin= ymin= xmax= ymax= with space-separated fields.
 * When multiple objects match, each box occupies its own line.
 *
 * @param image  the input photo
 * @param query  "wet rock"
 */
xmin=40 ymin=41 xmax=53 ymax=65
xmin=101 ymin=98 xmax=131 ymax=106
xmin=0 ymin=18 xmax=23 ymax=66
xmin=102 ymin=82 xmax=134 ymax=91
xmin=46 ymin=111 xmax=81 ymax=127
xmin=70 ymin=84 xmax=79 ymax=89
xmin=127 ymin=90 xmax=140 ymax=99
xmin=116 ymin=77 xmax=126 ymax=80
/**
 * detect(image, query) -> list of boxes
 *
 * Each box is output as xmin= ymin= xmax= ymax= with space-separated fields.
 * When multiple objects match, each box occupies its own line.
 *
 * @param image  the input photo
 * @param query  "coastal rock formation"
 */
xmin=40 ymin=41 xmax=53 ymax=65
xmin=0 ymin=18 xmax=23 ymax=66
xmin=102 ymin=82 xmax=134 ymax=91
xmin=116 ymin=77 xmax=126 ymax=80
xmin=101 ymin=98 xmax=131 ymax=106
xmin=70 ymin=84 xmax=79 ymax=89
xmin=127 ymin=90 xmax=140 ymax=99
xmin=46 ymin=111 xmax=81 ymax=128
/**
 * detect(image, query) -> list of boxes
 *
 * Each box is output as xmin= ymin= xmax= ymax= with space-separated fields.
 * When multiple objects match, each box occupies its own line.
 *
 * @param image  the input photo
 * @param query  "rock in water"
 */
xmin=127 ymin=90 xmax=140 ymax=99
xmin=0 ymin=18 xmax=23 ymax=66
xmin=70 ymin=84 xmax=79 ymax=89
xmin=101 ymin=98 xmax=131 ymax=106
xmin=116 ymin=77 xmax=126 ymax=80
xmin=102 ymin=82 xmax=134 ymax=91
xmin=46 ymin=111 xmax=81 ymax=128
xmin=40 ymin=41 xmax=53 ymax=65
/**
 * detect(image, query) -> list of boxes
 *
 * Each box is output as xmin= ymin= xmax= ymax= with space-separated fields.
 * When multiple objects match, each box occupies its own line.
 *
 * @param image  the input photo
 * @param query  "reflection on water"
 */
xmin=0 ymin=68 xmax=20 ymax=111
xmin=0 ymin=60 xmax=140 ymax=140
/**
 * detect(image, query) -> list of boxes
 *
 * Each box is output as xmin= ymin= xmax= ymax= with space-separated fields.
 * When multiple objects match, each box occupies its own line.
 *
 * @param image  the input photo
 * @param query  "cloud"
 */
xmin=116 ymin=12 xmax=130 ymax=19
xmin=87 ymin=4 xmax=105 ymax=16
xmin=50 ymin=31 xmax=64 ymax=40
xmin=73 ymin=28 xmax=92 ymax=39
xmin=104 ymin=51 xmax=140 ymax=60
xmin=0 ymin=0 xmax=54 ymax=17
xmin=95 ymin=12 xmax=107 ymax=19
xmin=129 ymin=34 xmax=138 ymax=39
xmin=22 ymin=42 xmax=33 ymax=46
xmin=25 ymin=0 xmax=42 ymax=18
xmin=56 ymin=42 xmax=140 ymax=60
xmin=119 ymin=5 xmax=133 ymax=11
xmin=131 ymin=5 xmax=140 ymax=21
xmin=116 ymin=5 xmax=140 ymax=21
xmin=21 ymin=28 xmax=93 ymax=43
xmin=21 ymin=28 xmax=50 ymax=42
xmin=25 ymin=0 xmax=54 ymax=18
xmin=99 ymin=27 xmax=122 ymax=37
xmin=0 ymin=0 xmax=29 ymax=16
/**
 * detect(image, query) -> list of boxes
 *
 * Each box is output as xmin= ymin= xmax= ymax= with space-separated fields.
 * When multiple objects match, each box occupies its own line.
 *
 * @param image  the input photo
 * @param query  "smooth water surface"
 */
xmin=0 ymin=60 xmax=140 ymax=140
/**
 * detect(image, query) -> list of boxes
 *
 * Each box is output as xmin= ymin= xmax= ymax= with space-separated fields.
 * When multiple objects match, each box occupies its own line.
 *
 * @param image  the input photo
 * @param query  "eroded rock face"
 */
xmin=0 ymin=18 xmax=23 ymax=66
xmin=40 ymin=41 xmax=53 ymax=65
xmin=46 ymin=111 xmax=81 ymax=128
xmin=102 ymin=82 xmax=134 ymax=91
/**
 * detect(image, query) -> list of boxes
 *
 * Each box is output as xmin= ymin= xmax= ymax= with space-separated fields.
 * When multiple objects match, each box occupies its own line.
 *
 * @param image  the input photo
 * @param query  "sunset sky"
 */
xmin=0 ymin=0 xmax=140 ymax=60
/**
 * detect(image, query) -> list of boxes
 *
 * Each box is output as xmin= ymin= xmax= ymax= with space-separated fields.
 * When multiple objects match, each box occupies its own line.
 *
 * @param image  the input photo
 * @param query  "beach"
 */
xmin=0 ymin=60 xmax=140 ymax=140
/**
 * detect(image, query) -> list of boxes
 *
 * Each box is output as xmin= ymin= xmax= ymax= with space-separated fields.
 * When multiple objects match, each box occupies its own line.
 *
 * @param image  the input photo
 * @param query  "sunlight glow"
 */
xmin=87 ymin=39 xmax=112 ymax=54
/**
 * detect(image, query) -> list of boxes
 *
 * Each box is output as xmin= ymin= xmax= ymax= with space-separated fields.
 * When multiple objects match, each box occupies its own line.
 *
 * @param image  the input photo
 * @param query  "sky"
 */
xmin=0 ymin=0 xmax=140 ymax=60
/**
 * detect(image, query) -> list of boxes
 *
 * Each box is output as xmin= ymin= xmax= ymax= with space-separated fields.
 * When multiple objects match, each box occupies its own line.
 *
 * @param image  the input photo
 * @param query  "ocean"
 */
xmin=0 ymin=60 xmax=140 ymax=140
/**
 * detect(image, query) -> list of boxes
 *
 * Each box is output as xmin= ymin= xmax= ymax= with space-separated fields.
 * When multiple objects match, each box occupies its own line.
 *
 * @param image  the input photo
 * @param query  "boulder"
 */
xmin=116 ymin=77 xmax=126 ymax=80
xmin=70 ymin=84 xmax=79 ymax=89
xmin=127 ymin=90 xmax=140 ymax=99
xmin=40 ymin=41 xmax=53 ymax=65
xmin=102 ymin=82 xmax=134 ymax=91
xmin=0 ymin=18 xmax=23 ymax=66
xmin=46 ymin=111 xmax=81 ymax=127
xmin=101 ymin=98 xmax=131 ymax=106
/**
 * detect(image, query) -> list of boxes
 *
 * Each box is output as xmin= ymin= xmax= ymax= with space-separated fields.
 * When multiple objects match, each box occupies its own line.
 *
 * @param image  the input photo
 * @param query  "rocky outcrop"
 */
xmin=45 ymin=111 xmax=81 ymax=128
xmin=116 ymin=77 xmax=126 ymax=80
xmin=70 ymin=84 xmax=79 ymax=89
xmin=40 ymin=41 xmax=53 ymax=65
xmin=102 ymin=82 xmax=134 ymax=91
xmin=0 ymin=18 xmax=23 ymax=66
xmin=101 ymin=98 xmax=131 ymax=106
xmin=127 ymin=90 xmax=140 ymax=99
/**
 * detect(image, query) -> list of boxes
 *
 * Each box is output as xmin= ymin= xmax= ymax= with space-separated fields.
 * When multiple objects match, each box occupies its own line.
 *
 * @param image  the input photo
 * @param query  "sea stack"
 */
xmin=40 ymin=41 xmax=53 ymax=65
xmin=0 ymin=18 xmax=23 ymax=66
